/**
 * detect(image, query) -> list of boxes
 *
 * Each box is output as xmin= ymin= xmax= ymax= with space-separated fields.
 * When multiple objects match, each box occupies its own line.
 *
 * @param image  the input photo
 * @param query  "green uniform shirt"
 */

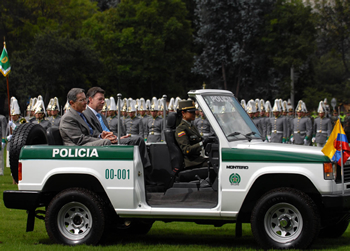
xmin=175 ymin=119 xmax=206 ymax=168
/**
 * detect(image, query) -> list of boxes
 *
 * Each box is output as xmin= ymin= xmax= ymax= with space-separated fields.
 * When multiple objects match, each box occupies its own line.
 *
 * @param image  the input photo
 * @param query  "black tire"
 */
xmin=251 ymin=187 xmax=320 ymax=249
xmin=45 ymin=188 xmax=105 ymax=245
xmin=319 ymin=220 xmax=349 ymax=238
xmin=9 ymin=123 xmax=47 ymax=183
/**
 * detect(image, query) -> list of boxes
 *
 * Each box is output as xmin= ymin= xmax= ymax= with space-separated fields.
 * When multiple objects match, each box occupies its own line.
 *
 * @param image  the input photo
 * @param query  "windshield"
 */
xmin=203 ymin=95 xmax=261 ymax=141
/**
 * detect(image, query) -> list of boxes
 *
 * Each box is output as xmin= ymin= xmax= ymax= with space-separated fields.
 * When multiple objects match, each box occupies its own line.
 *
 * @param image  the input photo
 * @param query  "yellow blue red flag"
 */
xmin=322 ymin=119 xmax=350 ymax=165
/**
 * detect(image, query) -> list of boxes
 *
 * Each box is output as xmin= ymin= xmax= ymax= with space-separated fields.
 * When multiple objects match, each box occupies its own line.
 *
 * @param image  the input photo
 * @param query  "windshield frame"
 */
xmin=201 ymin=94 xmax=262 ymax=142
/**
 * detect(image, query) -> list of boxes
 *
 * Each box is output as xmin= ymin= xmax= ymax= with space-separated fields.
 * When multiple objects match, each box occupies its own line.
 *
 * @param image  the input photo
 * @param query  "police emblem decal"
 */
xmin=229 ymin=173 xmax=241 ymax=186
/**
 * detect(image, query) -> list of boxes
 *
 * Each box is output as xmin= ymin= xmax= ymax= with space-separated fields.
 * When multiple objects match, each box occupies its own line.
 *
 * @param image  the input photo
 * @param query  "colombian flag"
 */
xmin=322 ymin=119 xmax=350 ymax=165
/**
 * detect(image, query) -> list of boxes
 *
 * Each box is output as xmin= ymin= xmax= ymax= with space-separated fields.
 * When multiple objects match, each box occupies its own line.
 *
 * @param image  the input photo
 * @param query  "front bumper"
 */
xmin=322 ymin=193 xmax=350 ymax=210
xmin=3 ymin=190 xmax=44 ymax=210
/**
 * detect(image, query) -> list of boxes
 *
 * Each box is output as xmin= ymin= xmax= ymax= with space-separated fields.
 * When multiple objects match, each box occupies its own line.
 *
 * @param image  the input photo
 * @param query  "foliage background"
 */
xmin=0 ymin=0 xmax=349 ymax=114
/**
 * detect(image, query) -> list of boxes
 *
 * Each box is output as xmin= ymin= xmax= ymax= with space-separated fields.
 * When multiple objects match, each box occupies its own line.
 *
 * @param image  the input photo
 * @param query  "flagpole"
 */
xmin=6 ymin=76 xmax=10 ymax=116
xmin=3 ymin=40 xmax=12 ymax=134
xmin=338 ymin=107 xmax=344 ymax=194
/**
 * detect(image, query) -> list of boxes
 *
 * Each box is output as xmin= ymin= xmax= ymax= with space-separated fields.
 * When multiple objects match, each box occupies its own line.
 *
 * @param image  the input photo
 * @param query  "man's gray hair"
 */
xmin=67 ymin=88 xmax=85 ymax=103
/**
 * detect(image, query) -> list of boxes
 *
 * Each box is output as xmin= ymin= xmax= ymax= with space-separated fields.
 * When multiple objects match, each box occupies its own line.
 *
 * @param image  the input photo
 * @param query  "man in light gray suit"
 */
xmin=59 ymin=88 xmax=117 ymax=146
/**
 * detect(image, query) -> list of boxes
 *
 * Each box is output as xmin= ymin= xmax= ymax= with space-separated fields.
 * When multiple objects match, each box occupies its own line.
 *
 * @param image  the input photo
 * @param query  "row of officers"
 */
xmin=243 ymin=98 xmax=350 ymax=147
xmin=4 ymin=95 xmax=213 ymax=144
xmin=5 ymin=94 xmax=348 ymax=148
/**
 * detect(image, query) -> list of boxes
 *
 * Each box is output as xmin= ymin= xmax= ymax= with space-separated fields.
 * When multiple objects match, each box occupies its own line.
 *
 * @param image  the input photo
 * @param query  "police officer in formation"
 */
xmin=246 ymin=100 xmax=260 ymax=130
xmin=100 ymin=98 xmax=108 ymax=118
xmin=47 ymin=97 xmax=61 ymax=127
xmin=253 ymin=99 xmax=266 ymax=139
xmin=108 ymin=97 xmax=126 ymax=136
xmin=31 ymin=100 xmax=51 ymax=130
xmin=145 ymin=98 xmax=164 ymax=143
xmin=124 ymin=99 xmax=144 ymax=138
xmin=258 ymin=99 xmax=268 ymax=140
xmin=312 ymin=101 xmax=332 ymax=147
xmin=267 ymin=99 xmax=287 ymax=143
xmin=9 ymin=97 xmax=25 ymax=128
xmin=138 ymin=98 xmax=149 ymax=133
xmin=194 ymin=106 xmax=214 ymax=139
xmin=106 ymin=97 xmax=114 ymax=126
xmin=289 ymin=101 xmax=312 ymax=145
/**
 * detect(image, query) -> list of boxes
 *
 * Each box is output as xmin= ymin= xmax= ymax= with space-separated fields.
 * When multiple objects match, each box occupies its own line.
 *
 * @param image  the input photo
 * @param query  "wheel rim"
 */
xmin=57 ymin=202 xmax=93 ymax=241
xmin=264 ymin=202 xmax=303 ymax=243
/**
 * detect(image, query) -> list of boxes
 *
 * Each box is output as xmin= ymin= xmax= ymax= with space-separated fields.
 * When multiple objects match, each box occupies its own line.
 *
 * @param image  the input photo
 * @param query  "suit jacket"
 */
xmin=83 ymin=106 xmax=109 ymax=133
xmin=59 ymin=108 xmax=109 ymax=146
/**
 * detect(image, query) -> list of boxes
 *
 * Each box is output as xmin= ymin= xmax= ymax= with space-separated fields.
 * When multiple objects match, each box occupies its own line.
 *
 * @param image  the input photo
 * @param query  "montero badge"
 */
xmin=226 ymin=165 xmax=248 ymax=169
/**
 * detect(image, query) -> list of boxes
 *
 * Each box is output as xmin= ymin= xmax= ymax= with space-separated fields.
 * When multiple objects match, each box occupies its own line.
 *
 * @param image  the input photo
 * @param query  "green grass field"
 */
xmin=1 ymin=166 xmax=350 ymax=251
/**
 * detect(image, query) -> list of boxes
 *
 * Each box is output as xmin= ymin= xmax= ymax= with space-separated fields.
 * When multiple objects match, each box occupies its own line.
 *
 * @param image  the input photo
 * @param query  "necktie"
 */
xmin=80 ymin=113 xmax=94 ymax=135
xmin=96 ymin=113 xmax=110 ymax=132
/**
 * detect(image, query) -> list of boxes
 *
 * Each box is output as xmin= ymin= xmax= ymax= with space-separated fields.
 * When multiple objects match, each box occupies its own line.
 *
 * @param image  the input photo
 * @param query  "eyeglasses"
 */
xmin=77 ymin=98 xmax=87 ymax=103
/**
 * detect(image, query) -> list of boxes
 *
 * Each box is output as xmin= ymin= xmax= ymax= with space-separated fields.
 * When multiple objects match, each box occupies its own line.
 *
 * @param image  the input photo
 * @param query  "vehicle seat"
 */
xmin=164 ymin=112 xmax=208 ymax=182
xmin=47 ymin=127 xmax=63 ymax=145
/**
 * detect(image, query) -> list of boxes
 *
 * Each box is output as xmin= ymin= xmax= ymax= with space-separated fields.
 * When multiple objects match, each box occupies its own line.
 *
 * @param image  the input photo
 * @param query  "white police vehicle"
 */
xmin=3 ymin=89 xmax=350 ymax=249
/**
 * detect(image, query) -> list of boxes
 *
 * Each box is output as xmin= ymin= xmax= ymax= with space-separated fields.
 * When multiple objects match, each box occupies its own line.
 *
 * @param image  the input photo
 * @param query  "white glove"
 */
xmin=304 ymin=139 xmax=308 ymax=145
xmin=7 ymin=135 xmax=12 ymax=142
xmin=267 ymin=135 xmax=271 ymax=142
xmin=290 ymin=137 xmax=294 ymax=143
xmin=9 ymin=121 xmax=16 ymax=130
xmin=312 ymin=137 xmax=316 ymax=143
xmin=1 ymin=142 xmax=5 ymax=150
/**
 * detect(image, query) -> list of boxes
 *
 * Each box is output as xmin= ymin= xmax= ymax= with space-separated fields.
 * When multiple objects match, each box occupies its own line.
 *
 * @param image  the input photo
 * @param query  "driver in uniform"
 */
xmin=175 ymin=100 xmax=209 ymax=169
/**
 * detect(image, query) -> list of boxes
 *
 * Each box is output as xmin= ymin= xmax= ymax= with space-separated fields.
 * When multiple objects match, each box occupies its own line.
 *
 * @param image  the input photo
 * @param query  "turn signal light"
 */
xmin=18 ymin=162 xmax=22 ymax=181
xmin=324 ymin=163 xmax=334 ymax=180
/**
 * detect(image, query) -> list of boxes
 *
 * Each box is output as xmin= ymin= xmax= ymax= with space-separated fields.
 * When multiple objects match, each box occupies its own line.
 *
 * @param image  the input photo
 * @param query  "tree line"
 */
xmin=0 ymin=0 xmax=349 ymax=114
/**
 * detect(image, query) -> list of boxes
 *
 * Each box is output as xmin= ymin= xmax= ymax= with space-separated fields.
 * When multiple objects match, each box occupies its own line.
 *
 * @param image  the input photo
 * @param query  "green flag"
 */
xmin=0 ymin=46 xmax=11 ymax=77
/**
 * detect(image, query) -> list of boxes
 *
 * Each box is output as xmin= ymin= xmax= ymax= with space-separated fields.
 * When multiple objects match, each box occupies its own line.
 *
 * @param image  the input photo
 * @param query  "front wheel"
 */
xmin=251 ymin=187 xmax=320 ymax=249
xmin=45 ymin=188 xmax=105 ymax=245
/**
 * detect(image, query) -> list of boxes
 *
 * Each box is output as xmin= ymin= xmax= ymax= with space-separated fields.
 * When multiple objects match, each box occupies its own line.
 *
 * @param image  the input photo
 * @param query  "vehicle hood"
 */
xmin=224 ymin=140 xmax=329 ymax=163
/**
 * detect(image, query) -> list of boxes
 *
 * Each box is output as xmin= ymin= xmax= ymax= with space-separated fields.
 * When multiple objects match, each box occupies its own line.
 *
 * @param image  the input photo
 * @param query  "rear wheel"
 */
xmin=45 ymin=188 xmax=105 ymax=245
xmin=251 ymin=187 xmax=320 ymax=249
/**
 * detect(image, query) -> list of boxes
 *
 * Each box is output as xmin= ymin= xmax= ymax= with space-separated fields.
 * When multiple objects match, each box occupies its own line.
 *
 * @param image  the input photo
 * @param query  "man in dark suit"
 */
xmin=83 ymin=87 xmax=152 ymax=171
xmin=59 ymin=88 xmax=116 ymax=146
